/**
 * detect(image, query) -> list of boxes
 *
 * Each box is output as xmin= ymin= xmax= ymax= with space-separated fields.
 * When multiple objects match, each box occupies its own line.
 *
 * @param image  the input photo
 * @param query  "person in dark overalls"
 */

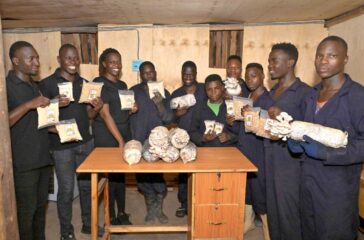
xmin=225 ymin=55 xmax=250 ymax=97
xmin=92 ymin=48 xmax=137 ymax=225
xmin=265 ymin=43 xmax=311 ymax=240
xmin=288 ymin=36 xmax=364 ymax=240
xmin=171 ymin=61 xmax=206 ymax=218
xmin=129 ymin=61 xmax=173 ymax=224
xmin=227 ymin=63 xmax=273 ymax=239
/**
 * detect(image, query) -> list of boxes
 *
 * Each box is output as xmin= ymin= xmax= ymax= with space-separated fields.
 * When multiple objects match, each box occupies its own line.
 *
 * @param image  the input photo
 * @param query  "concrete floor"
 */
xmin=45 ymin=188 xmax=364 ymax=240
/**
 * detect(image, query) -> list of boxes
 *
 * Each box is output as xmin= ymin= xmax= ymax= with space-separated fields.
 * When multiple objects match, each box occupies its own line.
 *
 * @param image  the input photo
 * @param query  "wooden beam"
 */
xmin=325 ymin=5 xmax=364 ymax=28
xmin=107 ymin=225 xmax=188 ymax=233
xmin=0 ymin=16 xmax=19 ymax=240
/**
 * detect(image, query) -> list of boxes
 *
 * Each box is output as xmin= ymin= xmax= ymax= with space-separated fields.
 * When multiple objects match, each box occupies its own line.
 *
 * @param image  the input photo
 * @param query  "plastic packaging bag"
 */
xmin=148 ymin=126 xmax=169 ymax=148
xmin=147 ymin=81 xmax=165 ymax=99
xmin=180 ymin=141 xmax=197 ymax=164
xmin=55 ymin=119 xmax=83 ymax=143
xmin=224 ymin=78 xmax=242 ymax=96
xmin=118 ymin=90 xmax=135 ymax=110
xmin=204 ymin=120 xmax=215 ymax=134
xmin=225 ymin=99 xmax=234 ymax=115
xmin=142 ymin=140 xmax=160 ymax=163
xmin=244 ymin=107 xmax=261 ymax=133
xmin=233 ymin=96 xmax=253 ymax=120
xmin=161 ymin=146 xmax=180 ymax=163
xmin=58 ymin=82 xmax=74 ymax=101
xmin=123 ymin=140 xmax=142 ymax=165
xmin=169 ymin=128 xmax=190 ymax=149
xmin=170 ymin=94 xmax=196 ymax=109
xmin=37 ymin=99 xmax=59 ymax=129
xmin=79 ymin=81 xmax=103 ymax=103
xmin=214 ymin=122 xmax=224 ymax=135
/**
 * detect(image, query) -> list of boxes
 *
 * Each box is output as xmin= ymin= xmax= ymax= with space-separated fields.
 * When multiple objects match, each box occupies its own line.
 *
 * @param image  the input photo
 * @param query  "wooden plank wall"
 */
xmin=3 ymin=32 xmax=61 ymax=80
xmin=328 ymin=14 xmax=364 ymax=85
xmin=242 ymin=23 xmax=328 ymax=89
xmin=0 ymin=17 xmax=19 ymax=240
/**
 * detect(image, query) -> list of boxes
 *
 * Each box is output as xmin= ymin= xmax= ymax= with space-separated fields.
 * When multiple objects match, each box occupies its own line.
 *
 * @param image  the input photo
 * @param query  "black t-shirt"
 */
xmin=39 ymin=68 xmax=92 ymax=150
xmin=92 ymin=76 xmax=132 ymax=147
xmin=6 ymin=71 xmax=51 ymax=172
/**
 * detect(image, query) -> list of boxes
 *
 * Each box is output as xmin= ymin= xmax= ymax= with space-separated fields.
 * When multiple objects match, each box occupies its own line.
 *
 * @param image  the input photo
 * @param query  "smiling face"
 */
xmin=13 ymin=46 xmax=40 ymax=76
xmin=315 ymin=40 xmax=348 ymax=80
xmin=226 ymin=59 xmax=242 ymax=79
xmin=245 ymin=67 xmax=264 ymax=92
xmin=58 ymin=47 xmax=80 ymax=75
xmin=103 ymin=52 xmax=122 ymax=79
xmin=182 ymin=66 xmax=197 ymax=87
xmin=268 ymin=49 xmax=293 ymax=80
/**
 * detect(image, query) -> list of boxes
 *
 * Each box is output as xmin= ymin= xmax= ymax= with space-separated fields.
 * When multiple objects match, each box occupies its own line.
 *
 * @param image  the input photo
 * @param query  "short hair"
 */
xmin=319 ymin=35 xmax=348 ymax=53
xmin=271 ymin=42 xmax=299 ymax=67
xmin=9 ymin=41 xmax=34 ymax=62
xmin=205 ymin=74 xmax=223 ymax=86
xmin=227 ymin=55 xmax=242 ymax=64
xmin=246 ymin=62 xmax=264 ymax=72
xmin=139 ymin=61 xmax=155 ymax=72
xmin=59 ymin=43 xmax=77 ymax=56
xmin=182 ymin=61 xmax=197 ymax=71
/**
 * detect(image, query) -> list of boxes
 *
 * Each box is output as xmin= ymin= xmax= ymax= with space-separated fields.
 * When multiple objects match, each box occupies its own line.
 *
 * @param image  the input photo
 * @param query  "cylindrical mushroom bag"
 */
xmin=224 ymin=78 xmax=242 ymax=96
xmin=169 ymin=128 xmax=190 ymax=149
xmin=123 ymin=140 xmax=142 ymax=165
xmin=161 ymin=146 xmax=180 ymax=163
xmin=148 ymin=126 xmax=169 ymax=147
xmin=142 ymin=140 xmax=160 ymax=163
xmin=180 ymin=141 xmax=197 ymax=164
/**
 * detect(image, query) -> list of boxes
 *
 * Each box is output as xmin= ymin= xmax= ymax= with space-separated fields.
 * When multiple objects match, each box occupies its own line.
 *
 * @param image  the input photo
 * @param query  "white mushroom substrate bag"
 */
xmin=123 ymin=140 xmax=142 ymax=165
xmin=266 ymin=112 xmax=348 ymax=148
xmin=170 ymin=94 xmax=196 ymax=109
xmin=142 ymin=140 xmax=160 ymax=163
xmin=180 ymin=141 xmax=197 ymax=164
xmin=169 ymin=128 xmax=190 ymax=149
xmin=161 ymin=146 xmax=180 ymax=163
xmin=224 ymin=78 xmax=242 ymax=96
xmin=148 ymin=126 xmax=169 ymax=148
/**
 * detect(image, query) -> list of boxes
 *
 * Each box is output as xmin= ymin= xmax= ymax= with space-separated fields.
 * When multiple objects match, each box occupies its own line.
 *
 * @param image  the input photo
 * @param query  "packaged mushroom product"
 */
xmin=225 ymin=99 xmax=234 ymax=116
xmin=170 ymin=94 xmax=196 ymax=109
xmin=244 ymin=107 xmax=261 ymax=133
xmin=161 ymin=146 xmax=180 ymax=163
xmin=147 ymin=81 xmax=165 ymax=99
xmin=224 ymin=78 xmax=242 ymax=96
xmin=180 ymin=141 xmax=197 ymax=164
xmin=118 ymin=90 xmax=135 ymax=110
xmin=204 ymin=120 xmax=216 ymax=134
xmin=148 ymin=126 xmax=169 ymax=148
xmin=214 ymin=122 xmax=224 ymax=135
xmin=233 ymin=96 xmax=253 ymax=120
xmin=79 ymin=81 xmax=103 ymax=103
xmin=255 ymin=110 xmax=272 ymax=139
xmin=169 ymin=128 xmax=190 ymax=149
xmin=57 ymin=82 xmax=74 ymax=101
xmin=123 ymin=140 xmax=142 ymax=165
xmin=37 ymin=99 xmax=59 ymax=129
xmin=142 ymin=140 xmax=160 ymax=163
xmin=55 ymin=119 xmax=83 ymax=143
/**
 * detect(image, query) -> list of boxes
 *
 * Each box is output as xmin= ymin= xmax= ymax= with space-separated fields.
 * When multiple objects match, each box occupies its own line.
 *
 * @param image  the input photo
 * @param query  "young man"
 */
xmin=39 ymin=44 xmax=103 ymax=240
xmin=266 ymin=43 xmax=311 ymax=240
xmin=7 ymin=41 xmax=52 ymax=240
xmin=171 ymin=61 xmax=206 ymax=218
xmin=289 ymin=36 xmax=364 ymax=240
xmin=227 ymin=63 xmax=272 ymax=239
xmin=189 ymin=74 xmax=237 ymax=147
xmin=129 ymin=61 xmax=173 ymax=224
xmin=226 ymin=55 xmax=250 ymax=98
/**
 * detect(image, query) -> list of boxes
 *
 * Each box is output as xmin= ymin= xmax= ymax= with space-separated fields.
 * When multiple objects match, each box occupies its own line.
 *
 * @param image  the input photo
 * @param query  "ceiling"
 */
xmin=1 ymin=0 xmax=364 ymax=29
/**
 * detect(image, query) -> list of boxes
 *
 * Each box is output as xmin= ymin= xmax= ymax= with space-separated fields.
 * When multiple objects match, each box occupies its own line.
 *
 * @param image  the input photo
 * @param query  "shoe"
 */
xmin=81 ymin=225 xmax=104 ymax=237
xmin=175 ymin=207 xmax=187 ymax=218
xmin=111 ymin=212 xmax=132 ymax=225
xmin=60 ymin=233 xmax=76 ymax=240
xmin=155 ymin=193 xmax=169 ymax=224
xmin=254 ymin=215 xmax=263 ymax=227
xmin=144 ymin=194 xmax=156 ymax=224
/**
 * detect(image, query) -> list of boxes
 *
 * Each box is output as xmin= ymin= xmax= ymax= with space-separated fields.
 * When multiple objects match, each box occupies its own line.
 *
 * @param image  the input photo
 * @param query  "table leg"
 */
xmin=104 ymin=174 xmax=110 ymax=239
xmin=91 ymin=173 xmax=98 ymax=240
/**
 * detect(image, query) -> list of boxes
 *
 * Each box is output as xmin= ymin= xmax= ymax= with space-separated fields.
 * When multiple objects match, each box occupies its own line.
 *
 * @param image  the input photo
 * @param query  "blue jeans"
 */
xmin=14 ymin=165 xmax=51 ymax=240
xmin=52 ymin=139 xmax=94 ymax=236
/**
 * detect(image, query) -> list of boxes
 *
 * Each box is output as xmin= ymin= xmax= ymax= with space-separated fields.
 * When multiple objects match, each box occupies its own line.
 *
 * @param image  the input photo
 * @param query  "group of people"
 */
xmin=6 ymin=34 xmax=364 ymax=240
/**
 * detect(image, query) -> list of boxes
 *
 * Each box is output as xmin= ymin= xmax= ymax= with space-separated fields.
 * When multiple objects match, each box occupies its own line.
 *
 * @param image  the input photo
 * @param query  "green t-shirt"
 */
xmin=207 ymin=101 xmax=221 ymax=116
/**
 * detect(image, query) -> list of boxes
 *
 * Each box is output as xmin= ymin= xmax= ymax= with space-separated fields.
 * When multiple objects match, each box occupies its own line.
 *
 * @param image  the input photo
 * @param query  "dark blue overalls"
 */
xmin=300 ymin=75 xmax=364 ymax=240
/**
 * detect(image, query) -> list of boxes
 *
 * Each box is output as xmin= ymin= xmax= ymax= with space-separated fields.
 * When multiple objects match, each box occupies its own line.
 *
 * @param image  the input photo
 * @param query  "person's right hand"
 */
xmin=175 ymin=106 xmax=188 ymax=117
xmin=27 ymin=95 xmax=50 ymax=109
xmin=57 ymin=94 xmax=71 ymax=107
xmin=226 ymin=114 xmax=235 ymax=126
xmin=268 ymin=106 xmax=282 ymax=120
xmin=202 ymin=131 xmax=217 ymax=142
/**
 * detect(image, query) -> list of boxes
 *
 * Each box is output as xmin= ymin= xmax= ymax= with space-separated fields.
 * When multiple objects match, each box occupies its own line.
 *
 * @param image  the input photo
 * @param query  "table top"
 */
xmin=77 ymin=147 xmax=257 ymax=173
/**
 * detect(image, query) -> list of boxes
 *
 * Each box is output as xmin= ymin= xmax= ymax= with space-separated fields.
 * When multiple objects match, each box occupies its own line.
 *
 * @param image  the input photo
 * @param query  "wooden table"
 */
xmin=76 ymin=147 xmax=257 ymax=240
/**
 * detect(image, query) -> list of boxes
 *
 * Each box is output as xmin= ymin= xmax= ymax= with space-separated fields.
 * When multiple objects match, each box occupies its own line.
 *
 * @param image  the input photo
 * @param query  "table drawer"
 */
xmin=194 ymin=172 xmax=245 ymax=204
xmin=194 ymin=205 xmax=242 ymax=238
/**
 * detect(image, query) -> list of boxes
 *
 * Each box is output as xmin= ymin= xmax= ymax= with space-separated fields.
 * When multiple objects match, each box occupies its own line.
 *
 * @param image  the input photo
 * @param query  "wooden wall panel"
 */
xmin=329 ymin=14 xmax=364 ymax=85
xmin=0 ymin=17 xmax=19 ymax=240
xmin=242 ymin=24 xmax=328 ymax=88
xmin=3 ymin=32 xmax=61 ymax=80
xmin=79 ymin=64 xmax=99 ymax=81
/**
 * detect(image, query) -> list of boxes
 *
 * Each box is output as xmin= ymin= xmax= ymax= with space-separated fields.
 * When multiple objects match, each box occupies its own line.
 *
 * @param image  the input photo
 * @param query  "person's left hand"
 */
xmin=130 ymin=102 xmax=138 ymax=114
xmin=218 ymin=132 xmax=231 ymax=143
xmin=90 ymin=97 xmax=104 ymax=112
xmin=287 ymin=138 xmax=304 ymax=154
xmin=152 ymin=92 xmax=163 ymax=104
xmin=300 ymin=135 xmax=328 ymax=160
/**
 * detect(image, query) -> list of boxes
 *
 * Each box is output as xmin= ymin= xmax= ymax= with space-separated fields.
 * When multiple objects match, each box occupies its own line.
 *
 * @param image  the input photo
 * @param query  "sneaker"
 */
xmin=175 ymin=207 xmax=187 ymax=218
xmin=81 ymin=225 xmax=104 ymax=237
xmin=60 ymin=233 xmax=76 ymax=240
